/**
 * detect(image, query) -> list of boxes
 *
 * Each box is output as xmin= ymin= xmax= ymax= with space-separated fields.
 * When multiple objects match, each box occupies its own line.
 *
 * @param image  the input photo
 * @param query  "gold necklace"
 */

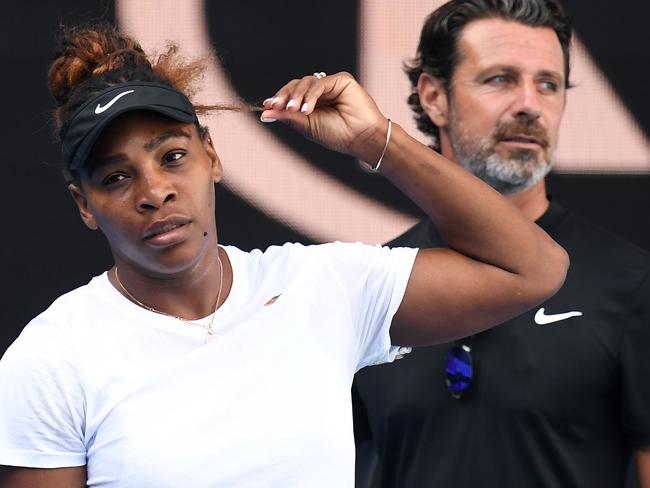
xmin=113 ymin=251 xmax=224 ymax=344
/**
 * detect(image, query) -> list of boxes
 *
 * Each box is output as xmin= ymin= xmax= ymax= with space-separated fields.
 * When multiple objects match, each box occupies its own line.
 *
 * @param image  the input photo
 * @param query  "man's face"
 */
xmin=432 ymin=18 xmax=566 ymax=194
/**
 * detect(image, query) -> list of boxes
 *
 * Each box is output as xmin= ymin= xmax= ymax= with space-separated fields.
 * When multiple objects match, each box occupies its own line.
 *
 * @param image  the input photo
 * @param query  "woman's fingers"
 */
xmin=260 ymin=71 xmax=386 ymax=160
xmin=262 ymin=78 xmax=300 ymax=112
xmin=262 ymin=74 xmax=326 ymax=115
xmin=284 ymin=75 xmax=317 ymax=113
xmin=259 ymin=74 xmax=327 ymax=130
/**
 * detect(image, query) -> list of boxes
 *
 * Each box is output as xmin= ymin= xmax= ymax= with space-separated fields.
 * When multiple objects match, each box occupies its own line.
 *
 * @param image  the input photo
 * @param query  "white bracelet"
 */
xmin=372 ymin=119 xmax=392 ymax=172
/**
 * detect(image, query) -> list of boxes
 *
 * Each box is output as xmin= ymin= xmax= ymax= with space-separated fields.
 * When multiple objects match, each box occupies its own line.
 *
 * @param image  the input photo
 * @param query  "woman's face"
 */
xmin=69 ymin=111 xmax=223 ymax=278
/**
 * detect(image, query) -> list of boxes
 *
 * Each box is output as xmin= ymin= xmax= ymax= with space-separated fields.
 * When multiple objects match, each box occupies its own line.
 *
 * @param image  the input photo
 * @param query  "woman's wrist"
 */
xmin=350 ymin=117 xmax=392 ymax=166
xmin=371 ymin=119 xmax=392 ymax=171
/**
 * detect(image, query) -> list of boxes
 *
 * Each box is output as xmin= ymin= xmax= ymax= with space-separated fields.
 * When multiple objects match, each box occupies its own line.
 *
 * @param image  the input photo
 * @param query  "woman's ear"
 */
xmin=68 ymin=183 xmax=98 ymax=230
xmin=417 ymin=72 xmax=449 ymax=128
xmin=202 ymin=130 xmax=223 ymax=183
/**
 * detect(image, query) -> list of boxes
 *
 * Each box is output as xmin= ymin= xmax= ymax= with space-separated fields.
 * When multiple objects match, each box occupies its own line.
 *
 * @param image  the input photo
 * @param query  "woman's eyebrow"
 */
xmin=85 ymin=129 xmax=194 ymax=176
xmin=85 ymin=153 xmax=128 ymax=177
xmin=143 ymin=128 xmax=192 ymax=152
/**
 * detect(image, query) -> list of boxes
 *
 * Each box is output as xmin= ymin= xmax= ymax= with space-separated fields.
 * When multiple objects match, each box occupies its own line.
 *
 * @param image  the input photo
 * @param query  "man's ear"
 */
xmin=417 ymin=72 xmax=449 ymax=128
xmin=68 ymin=183 xmax=98 ymax=230
xmin=202 ymin=131 xmax=223 ymax=183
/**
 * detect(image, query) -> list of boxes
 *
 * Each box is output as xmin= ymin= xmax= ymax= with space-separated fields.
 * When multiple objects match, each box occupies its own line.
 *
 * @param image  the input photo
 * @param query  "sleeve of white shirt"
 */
xmin=0 ymin=318 xmax=87 ymax=468
xmin=317 ymin=242 xmax=418 ymax=371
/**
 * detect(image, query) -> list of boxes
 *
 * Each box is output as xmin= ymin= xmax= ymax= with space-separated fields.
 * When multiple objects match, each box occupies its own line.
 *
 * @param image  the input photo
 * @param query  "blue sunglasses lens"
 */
xmin=445 ymin=342 xmax=473 ymax=399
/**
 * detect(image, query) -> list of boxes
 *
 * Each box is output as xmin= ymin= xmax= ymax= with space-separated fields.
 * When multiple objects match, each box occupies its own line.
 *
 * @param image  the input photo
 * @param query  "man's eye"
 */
xmin=102 ymin=173 xmax=128 ymax=186
xmin=487 ymin=75 xmax=509 ymax=84
xmin=540 ymin=80 xmax=559 ymax=92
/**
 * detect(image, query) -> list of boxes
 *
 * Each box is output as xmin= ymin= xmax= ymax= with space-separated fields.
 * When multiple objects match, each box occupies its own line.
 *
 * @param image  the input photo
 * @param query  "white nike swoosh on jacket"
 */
xmin=534 ymin=307 xmax=583 ymax=325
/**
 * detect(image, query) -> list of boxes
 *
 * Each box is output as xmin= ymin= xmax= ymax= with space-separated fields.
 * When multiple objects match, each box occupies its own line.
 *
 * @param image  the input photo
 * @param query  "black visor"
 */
xmin=61 ymin=81 xmax=199 ymax=171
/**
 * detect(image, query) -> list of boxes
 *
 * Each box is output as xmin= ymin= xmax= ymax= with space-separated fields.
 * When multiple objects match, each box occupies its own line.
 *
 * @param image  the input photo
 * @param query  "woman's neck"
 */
xmin=109 ymin=245 xmax=232 ymax=320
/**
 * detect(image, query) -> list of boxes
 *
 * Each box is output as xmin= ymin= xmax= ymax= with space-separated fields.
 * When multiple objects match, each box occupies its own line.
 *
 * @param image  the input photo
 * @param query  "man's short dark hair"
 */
xmin=405 ymin=0 xmax=572 ymax=151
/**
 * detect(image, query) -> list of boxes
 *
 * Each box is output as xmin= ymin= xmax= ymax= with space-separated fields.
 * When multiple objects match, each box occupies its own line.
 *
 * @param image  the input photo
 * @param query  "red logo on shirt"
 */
xmin=264 ymin=295 xmax=281 ymax=306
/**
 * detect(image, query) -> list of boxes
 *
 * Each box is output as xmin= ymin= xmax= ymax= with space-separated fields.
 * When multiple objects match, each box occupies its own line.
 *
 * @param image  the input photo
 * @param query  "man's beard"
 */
xmin=446 ymin=112 xmax=555 ymax=195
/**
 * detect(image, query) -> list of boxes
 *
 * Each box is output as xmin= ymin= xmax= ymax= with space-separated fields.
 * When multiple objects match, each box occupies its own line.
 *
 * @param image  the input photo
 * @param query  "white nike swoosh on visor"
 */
xmin=534 ymin=307 xmax=583 ymax=325
xmin=95 ymin=90 xmax=135 ymax=114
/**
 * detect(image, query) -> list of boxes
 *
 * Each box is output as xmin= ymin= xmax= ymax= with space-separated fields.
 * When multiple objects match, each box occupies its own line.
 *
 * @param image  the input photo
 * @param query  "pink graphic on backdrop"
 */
xmin=117 ymin=0 xmax=649 ymax=243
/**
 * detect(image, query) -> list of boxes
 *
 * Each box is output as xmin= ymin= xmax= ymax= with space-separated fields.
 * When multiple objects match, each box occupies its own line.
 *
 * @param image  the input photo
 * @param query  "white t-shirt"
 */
xmin=0 ymin=242 xmax=416 ymax=487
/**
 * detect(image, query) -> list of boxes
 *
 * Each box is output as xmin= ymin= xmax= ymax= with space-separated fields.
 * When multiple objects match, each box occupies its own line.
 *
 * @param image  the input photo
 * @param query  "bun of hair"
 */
xmin=48 ymin=22 xmax=249 ymax=145
xmin=48 ymin=23 xmax=151 ymax=107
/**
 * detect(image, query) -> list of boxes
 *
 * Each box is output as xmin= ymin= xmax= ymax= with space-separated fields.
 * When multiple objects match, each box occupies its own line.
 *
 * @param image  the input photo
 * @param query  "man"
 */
xmin=353 ymin=1 xmax=650 ymax=487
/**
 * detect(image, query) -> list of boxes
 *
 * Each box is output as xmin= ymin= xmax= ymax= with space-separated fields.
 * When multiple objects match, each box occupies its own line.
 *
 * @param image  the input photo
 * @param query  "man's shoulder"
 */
xmin=556 ymin=209 xmax=650 ymax=273
xmin=388 ymin=219 xmax=445 ymax=248
xmin=392 ymin=209 xmax=650 ymax=273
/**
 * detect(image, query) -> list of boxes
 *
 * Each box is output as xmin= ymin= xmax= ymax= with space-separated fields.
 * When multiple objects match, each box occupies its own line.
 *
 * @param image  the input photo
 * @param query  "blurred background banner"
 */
xmin=1 ymin=0 xmax=648 ymax=353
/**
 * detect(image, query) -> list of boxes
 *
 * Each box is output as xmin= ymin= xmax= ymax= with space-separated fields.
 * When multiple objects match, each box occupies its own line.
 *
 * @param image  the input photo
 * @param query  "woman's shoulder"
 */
xmin=39 ymin=273 xmax=111 ymax=321
xmin=222 ymin=241 xmax=383 ymax=269
xmin=223 ymin=241 xmax=388 ymax=258
xmin=222 ymin=242 xmax=415 ymax=283
xmin=5 ymin=273 xmax=111 ymax=359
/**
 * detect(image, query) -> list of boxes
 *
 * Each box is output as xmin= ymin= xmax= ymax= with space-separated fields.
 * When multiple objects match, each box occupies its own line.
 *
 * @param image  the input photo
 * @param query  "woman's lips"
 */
xmin=142 ymin=216 xmax=192 ymax=247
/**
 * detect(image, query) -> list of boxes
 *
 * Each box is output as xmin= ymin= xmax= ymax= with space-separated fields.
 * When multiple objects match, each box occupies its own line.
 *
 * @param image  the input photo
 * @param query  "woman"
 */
xmin=0 ymin=24 xmax=567 ymax=487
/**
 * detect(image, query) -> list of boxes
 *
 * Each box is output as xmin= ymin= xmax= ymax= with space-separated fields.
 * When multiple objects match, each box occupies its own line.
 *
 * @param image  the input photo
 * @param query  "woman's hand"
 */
xmin=261 ymin=72 xmax=388 ymax=165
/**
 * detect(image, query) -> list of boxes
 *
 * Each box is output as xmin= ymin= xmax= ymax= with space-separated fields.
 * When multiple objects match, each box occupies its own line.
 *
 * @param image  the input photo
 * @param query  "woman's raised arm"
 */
xmin=261 ymin=72 xmax=568 ymax=346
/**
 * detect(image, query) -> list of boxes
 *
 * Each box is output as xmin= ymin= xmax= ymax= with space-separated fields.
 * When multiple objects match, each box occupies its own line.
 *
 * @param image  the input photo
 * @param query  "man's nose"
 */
xmin=512 ymin=80 xmax=542 ymax=120
xmin=136 ymin=167 xmax=177 ymax=211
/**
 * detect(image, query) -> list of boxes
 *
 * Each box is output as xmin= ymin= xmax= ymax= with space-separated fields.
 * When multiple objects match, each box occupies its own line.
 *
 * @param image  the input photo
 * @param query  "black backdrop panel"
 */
xmin=562 ymin=0 xmax=650 ymax=133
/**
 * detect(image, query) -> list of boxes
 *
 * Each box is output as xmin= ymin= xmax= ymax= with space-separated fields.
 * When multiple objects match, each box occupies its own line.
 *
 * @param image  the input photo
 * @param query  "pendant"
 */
xmin=205 ymin=333 xmax=218 ymax=344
